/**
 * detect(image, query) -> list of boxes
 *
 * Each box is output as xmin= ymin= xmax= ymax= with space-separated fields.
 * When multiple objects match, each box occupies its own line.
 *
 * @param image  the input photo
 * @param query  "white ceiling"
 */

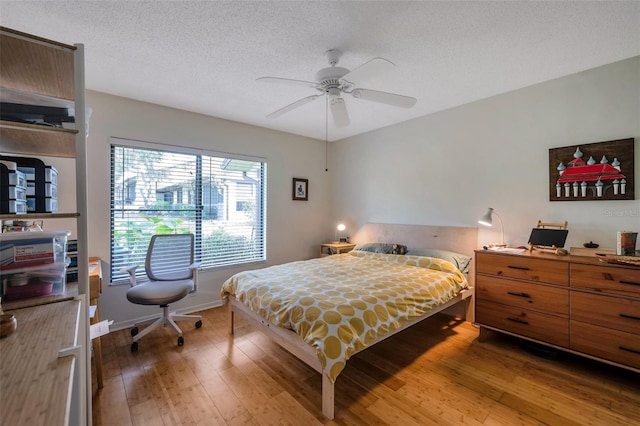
xmin=1 ymin=1 xmax=639 ymax=142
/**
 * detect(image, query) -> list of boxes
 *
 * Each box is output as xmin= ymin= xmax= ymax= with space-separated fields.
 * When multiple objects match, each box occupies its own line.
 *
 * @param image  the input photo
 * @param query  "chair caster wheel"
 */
xmin=131 ymin=341 xmax=138 ymax=352
xmin=178 ymin=336 xmax=184 ymax=346
xmin=131 ymin=327 xmax=139 ymax=337
xmin=195 ymin=320 xmax=203 ymax=328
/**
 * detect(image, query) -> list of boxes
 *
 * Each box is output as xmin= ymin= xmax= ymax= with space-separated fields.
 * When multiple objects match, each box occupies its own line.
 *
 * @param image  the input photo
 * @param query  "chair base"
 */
xmin=132 ymin=305 xmax=202 ymax=343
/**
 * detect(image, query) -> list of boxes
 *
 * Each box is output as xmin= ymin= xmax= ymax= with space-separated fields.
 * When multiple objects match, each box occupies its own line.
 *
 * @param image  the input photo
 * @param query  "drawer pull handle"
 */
xmin=507 ymin=265 xmax=531 ymax=271
xmin=619 ymin=280 xmax=640 ymax=287
xmin=507 ymin=291 xmax=531 ymax=299
xmin=619 ymin=346 xmax=640 ymax=355
xmin=507 ymin=316 xmax=529 ymax=325
xmin=619 ymin=313 xmax=640 ymax=321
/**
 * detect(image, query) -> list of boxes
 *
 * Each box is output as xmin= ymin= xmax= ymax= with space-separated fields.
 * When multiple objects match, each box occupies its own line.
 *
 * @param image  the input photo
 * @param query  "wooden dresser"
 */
xmin=475 ymin=250 xmax=640 ymax=372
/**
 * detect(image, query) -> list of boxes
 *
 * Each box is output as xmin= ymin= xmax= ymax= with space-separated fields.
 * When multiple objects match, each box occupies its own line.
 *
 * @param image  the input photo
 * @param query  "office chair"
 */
xmin=123 ymin=233 xmax=202 ymax=352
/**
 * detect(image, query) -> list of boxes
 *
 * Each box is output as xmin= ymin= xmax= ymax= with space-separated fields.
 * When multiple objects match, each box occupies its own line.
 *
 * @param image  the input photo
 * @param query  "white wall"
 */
xmin=70 ymin=56 xmax=639 ymax=328
xmin=84 ymin=91 xmax=332 ymax=327
xmin=330 ymin=56 xmax=640 ymax=251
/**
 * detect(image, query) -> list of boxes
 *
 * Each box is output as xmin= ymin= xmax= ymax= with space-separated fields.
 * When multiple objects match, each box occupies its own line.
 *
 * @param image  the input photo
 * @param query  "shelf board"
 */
xmin=0 ymin=298 xmax=80 ymax=425
xmin=0 ymin=121 xmax=77 ymax=158
xmin=0 ymin=212 xmax=80 ymax=220
xmin=1 ymin=29 xmax=75 ymax=100
xmin=0 ymin=120 xmax=77 ymax=134
xmin=0 ymin=26 xmax=76 ymax=51
xmin=1 ymin=282 xmax=78 ymax=312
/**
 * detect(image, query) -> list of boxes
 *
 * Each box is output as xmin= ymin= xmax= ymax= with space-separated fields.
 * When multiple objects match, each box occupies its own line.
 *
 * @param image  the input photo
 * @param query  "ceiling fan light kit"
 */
xmin=258 ymin=49 xmax=417 ymax=128
xmin=330 ymin=96 xmax=349 ymax=127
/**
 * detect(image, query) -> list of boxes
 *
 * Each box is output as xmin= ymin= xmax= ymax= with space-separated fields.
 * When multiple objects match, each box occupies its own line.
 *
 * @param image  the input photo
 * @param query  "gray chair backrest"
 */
xmin=145 ymin=234 xmax=195 ymax=281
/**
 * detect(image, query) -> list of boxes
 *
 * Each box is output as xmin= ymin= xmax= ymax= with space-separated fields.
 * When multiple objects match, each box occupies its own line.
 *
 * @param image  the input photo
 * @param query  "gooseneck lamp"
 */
xmin=478 ymin=207 xmax=505 ymax=247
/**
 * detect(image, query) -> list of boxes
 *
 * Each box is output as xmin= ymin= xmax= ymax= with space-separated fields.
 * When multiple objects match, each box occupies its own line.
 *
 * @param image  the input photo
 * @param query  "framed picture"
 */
xmin=549 ymin=138 xmax=635 ymax=201
xmin=292 ymin=178 xmax=308 ymax=201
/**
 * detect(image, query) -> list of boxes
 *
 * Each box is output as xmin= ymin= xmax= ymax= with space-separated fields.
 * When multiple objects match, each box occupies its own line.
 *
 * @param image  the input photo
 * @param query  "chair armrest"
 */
xmin=120 ymin=265 xmax=139 ymax=287
xmin=189 ymin=262 xmax=201 ymax=293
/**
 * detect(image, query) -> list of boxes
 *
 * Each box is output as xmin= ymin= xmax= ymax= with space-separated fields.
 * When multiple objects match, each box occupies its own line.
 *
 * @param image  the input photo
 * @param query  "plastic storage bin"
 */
xmin=0 ymin=163 xmax=28 ymax=214
xmin=6 ymin=186 xmax=27 ymax=201
xmin=0 ymin=231 xmax=70 ymax=301
xmin=26 ymin=197 xmax=57 ymax=213
xmin=1 ymin=262 xmax=67 ymax=301
xmin=26 ymin=181 xmax=57 ymax=198
xmin=1 ymin=167 xmax=27 ymax=188
xmin=0 ymin=156 xmax=58 ymax=213
xmin=0 ymin=230 xmax=70 ymax=271
xmin=1 ymin=200 xmax=27 ymax=214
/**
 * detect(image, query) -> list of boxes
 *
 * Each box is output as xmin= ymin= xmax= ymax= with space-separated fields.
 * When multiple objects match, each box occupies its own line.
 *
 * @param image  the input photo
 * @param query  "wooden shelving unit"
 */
xmin=0 ymin=26 xmax=90 ymax=425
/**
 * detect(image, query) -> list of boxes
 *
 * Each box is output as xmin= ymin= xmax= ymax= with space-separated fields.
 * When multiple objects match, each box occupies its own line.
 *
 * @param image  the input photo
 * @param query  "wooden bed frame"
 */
xmin=227 ymin=223 xmax=478 ymax=419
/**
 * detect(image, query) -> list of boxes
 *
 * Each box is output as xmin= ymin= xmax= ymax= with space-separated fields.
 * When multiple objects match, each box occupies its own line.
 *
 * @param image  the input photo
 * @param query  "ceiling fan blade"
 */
xmin=257 ymin=76 xmax=319 ymax=89
xmin=351 ymin=88 xmax=417 ymax=108
xmin=266 ymin=94 xmax=323 ymax=119
xmin=330 ymin=97 xmax=350 ymax=127
xmin=340 ymin=57 xmax=395 ymax=85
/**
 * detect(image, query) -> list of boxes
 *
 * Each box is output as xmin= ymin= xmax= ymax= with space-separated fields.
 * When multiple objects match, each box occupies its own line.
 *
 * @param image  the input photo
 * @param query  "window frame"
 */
xmin=109 ymin=137 xmax=267 ymax=284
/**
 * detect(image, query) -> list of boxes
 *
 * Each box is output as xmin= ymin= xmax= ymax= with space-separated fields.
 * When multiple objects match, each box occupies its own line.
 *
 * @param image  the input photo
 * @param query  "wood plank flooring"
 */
xmin=92 ymin=306 xmax=640 ymax=425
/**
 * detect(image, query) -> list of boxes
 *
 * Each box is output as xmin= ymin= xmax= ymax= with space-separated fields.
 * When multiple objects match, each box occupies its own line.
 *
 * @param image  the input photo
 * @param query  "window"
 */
xmin=110 ymin=138 xmax=266 ymax=283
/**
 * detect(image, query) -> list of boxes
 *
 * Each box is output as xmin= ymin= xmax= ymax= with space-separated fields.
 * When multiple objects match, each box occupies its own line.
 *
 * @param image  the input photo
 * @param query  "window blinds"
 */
xmin=110 ymin=139 xmax=266 ymax=283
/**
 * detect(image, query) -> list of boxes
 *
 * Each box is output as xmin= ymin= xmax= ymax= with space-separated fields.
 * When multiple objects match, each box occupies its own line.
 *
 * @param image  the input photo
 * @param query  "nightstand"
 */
xmin=320 ymin=242 xmax=356 ymax=257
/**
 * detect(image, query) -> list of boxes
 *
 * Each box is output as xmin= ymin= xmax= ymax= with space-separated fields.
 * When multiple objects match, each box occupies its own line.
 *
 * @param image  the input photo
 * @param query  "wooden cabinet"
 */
xmin=320 ymin=242 xmax=356 ymax=257
xmin=569 ymin=259 xmax=640 ymax=370
xmin=570 ymin=262 xmax=640 ymax=298
xmin=476 ymin=301 xmax=569 ymax=346
xmin=89 ymin=257 xmax=104 ymax=389
xmin=570 ymin=322 xmax=640 ymax=369
xmin=476 ymin=275 xmax=569 ymax=317
xmin=476 ymin=251 xmax=569 ymax=286
xmin=570 ymin=292 xmax=640 ymax=334
xmin=475 ymin=251 xmax=570 ymax=347
xmin=475 ymin=250 xmax=640 ymax=373
xmin=0 ymin=27 xmax=90 ymax=424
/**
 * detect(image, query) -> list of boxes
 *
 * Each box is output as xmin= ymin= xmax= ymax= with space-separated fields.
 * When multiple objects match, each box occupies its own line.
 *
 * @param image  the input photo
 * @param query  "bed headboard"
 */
xmin=351 ymin=223 xmax=478 ymax=284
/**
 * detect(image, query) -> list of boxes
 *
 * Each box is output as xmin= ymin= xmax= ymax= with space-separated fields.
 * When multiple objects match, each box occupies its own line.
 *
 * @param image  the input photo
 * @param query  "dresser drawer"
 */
xmin=571 ymin=292 xmax=640 ymax=334
xmin=476 ymin=300 xmax=569 ymax=347
xmin=476 ymin=275 xmax=568 ymax=317
xmin=476 ymin=252 xmax=569 ymax=286
xmin=570 ymin=321 xmax=640 ymax=369
xmin=570 ymin=263 xmax=640 ymax=298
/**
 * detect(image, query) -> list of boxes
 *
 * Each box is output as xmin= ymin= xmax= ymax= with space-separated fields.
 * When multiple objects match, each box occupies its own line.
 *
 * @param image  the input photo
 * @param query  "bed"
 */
xmin=221 ymin=223 xmax=477 ymax=419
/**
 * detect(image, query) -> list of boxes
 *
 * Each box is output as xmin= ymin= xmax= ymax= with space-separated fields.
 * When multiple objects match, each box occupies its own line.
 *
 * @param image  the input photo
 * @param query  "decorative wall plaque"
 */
xmin=549 ymin=138 xmax=634 ymax=201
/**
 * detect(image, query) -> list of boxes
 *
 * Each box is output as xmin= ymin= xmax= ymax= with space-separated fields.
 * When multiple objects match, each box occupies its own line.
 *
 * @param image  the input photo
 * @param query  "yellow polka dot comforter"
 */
xmin=221 ymin=250 xmax=469 ymax=382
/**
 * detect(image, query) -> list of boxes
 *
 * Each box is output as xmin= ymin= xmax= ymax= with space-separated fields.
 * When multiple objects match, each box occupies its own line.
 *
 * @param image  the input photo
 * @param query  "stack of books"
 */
xmin=617 ymin=231 xmax=638 ymax=256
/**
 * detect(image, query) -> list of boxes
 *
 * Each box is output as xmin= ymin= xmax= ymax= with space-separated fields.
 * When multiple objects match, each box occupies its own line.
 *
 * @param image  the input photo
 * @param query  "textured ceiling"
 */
xmin=1 ymin=1 xmax=639 ymax=141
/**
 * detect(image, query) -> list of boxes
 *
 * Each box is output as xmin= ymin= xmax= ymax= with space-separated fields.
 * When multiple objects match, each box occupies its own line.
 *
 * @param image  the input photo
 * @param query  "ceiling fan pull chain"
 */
xmin=325 ymin=95 xmax=329 ymax=172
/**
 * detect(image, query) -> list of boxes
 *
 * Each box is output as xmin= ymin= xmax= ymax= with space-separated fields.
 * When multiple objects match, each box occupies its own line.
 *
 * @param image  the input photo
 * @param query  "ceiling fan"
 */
xmin=257 ymin=49 xmax=417 ymax=127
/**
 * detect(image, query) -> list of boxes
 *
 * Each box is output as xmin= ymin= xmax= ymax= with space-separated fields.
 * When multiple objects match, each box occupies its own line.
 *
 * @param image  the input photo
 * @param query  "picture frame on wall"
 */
xmin=292 ymin=178 xmax=308 ymax=201
xmin=549 ymin=138 xmax=635 ymax=201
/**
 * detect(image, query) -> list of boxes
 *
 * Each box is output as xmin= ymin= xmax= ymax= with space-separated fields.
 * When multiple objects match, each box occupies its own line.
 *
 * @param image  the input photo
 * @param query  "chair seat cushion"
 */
xmin=127 ymin=280 xmax=194 ymax=306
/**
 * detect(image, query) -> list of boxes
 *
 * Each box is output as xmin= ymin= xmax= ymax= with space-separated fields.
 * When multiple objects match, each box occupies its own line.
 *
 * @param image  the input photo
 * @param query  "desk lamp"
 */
xmin=336 ymin=223 xmax=348 ymax=243
xmin=478 ymin=207 xmax=505 ymax=247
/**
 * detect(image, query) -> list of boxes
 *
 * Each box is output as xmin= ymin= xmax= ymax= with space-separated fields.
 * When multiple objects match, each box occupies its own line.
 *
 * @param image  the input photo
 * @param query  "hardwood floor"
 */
xmin=92 ymin=306 xmax=640 ymax=425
